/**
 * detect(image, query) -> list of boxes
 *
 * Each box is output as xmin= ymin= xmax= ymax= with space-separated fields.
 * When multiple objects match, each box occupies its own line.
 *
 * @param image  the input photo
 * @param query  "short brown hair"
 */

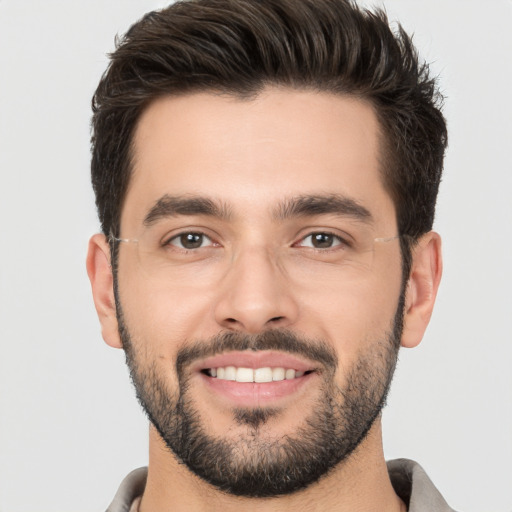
xmin=91 ymin=0 xmax=447 ymax=268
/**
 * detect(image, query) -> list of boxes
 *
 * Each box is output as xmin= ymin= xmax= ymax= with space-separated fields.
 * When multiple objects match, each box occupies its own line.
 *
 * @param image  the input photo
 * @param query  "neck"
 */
xmin=139 ymin=419 xmax=405 ymax=512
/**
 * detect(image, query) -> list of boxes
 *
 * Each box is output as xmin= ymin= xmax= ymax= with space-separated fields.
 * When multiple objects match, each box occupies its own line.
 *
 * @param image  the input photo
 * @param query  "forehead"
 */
xmin=123 ymin=87 xmax=395 ymax=231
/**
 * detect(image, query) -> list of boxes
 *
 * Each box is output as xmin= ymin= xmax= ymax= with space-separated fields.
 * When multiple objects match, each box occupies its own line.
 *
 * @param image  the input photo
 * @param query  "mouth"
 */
xmin=202 ymin=366 xmax=309 ymax=382
xmin=193 ymin=351 xmax=319 ymax=406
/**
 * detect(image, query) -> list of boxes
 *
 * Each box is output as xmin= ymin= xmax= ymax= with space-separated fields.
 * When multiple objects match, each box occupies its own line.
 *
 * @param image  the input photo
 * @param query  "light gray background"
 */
xmin=0 ymin=1 xmax=510 ymax=511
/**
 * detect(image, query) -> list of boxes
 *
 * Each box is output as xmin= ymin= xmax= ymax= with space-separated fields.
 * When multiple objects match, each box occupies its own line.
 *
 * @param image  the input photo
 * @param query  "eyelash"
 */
xmin=294 ymin=231 xmax=351 ymax=250
xmin=164 ymin=231 xmax=217 ymax=250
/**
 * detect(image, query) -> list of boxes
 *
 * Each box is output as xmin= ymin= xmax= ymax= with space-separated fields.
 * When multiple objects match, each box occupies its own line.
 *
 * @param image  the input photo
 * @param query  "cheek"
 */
xmin=298 ymin=266 xmax=402 ymax=359
xmin=117 ymin=263 xmax=217 ymax=357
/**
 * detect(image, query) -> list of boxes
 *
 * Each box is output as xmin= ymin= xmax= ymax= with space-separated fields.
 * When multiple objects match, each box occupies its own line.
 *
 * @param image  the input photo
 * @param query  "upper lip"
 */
xmin=192 ymin=350 xmax=318 ymax=373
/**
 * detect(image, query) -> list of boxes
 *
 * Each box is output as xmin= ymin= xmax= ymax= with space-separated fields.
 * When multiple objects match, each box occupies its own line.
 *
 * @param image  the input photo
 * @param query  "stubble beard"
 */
xmin=116 ymin=292 xmax=404 ymax=498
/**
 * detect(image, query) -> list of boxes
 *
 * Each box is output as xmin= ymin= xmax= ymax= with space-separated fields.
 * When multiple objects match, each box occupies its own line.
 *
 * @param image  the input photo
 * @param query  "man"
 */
xmin=86 ymin=0 xmax=452 ymax=510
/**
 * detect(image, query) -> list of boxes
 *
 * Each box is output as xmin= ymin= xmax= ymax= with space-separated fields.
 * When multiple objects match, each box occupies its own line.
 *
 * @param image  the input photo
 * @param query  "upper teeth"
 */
xmin=209 ymin=367 xmax=305 ymax=383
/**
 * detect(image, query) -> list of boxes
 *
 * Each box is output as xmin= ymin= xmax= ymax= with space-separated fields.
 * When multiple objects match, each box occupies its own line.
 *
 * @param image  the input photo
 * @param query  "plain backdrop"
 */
xmin=0 ymin=1 xmax=511 ymax=511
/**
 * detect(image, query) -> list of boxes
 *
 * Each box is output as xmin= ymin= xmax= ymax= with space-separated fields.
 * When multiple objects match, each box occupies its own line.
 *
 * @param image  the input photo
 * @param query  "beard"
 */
xmin=116 ymin=295 xmax=404 ymax=498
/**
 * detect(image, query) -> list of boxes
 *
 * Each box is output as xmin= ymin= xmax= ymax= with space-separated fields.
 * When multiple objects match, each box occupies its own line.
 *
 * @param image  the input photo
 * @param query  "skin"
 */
xmin=87 ymin=88 xmax=442 ymax=511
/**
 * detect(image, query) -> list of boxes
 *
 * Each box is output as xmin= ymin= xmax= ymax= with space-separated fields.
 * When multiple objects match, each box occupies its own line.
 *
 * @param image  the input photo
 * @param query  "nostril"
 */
xmin=220 ymin=315 xmax=289 ymax=331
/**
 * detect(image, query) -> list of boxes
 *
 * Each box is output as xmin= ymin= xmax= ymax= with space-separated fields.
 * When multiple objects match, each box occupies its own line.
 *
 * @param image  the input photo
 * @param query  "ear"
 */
xmin=86 ymin=234 xmax=123 ymax=349
xmin=401 ymin=232 xmax=443 ymax=348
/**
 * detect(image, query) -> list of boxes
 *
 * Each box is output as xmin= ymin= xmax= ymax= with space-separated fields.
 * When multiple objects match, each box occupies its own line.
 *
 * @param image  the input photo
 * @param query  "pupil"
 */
xmin=312 ymin=233 xmax=333 ymax=248
xmin=181 ymin=233 xmax=203 ymax=249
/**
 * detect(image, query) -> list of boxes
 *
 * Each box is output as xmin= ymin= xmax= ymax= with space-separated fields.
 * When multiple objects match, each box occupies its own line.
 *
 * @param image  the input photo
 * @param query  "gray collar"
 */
xmin=107 ymin=459 xmax=456 ymax=511
xmin=387 ymin=458 xmax=457 ymax=511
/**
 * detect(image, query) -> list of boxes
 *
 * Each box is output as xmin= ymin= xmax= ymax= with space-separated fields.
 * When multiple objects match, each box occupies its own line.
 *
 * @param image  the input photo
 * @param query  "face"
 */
xmin=115 ymin=88 xmax=405 ymax=496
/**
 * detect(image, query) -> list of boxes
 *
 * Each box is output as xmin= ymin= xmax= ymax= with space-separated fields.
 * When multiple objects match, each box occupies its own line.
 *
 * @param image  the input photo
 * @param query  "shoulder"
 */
xmin=106 ymin=467 xmax=148 ymax=512
xmin=387 ymin=459 xmax=458 ymax=512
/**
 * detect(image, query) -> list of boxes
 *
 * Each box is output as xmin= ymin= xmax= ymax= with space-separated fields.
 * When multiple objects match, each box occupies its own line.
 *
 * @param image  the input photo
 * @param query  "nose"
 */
xmin=214 ymin=246 xmax=299 ymax=334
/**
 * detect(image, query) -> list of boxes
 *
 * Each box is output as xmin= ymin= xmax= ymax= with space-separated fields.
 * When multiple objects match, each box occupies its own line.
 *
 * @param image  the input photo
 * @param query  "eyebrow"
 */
xmin=143 ymin=193 xmax=373 ymax=226
xmin=273 ymin=194 xmax=373 ymax=224
xmin=143 ymin=195 xmax=231 ymax=226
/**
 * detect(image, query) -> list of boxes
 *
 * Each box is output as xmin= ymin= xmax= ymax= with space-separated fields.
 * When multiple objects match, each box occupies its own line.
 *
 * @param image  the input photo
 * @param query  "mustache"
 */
xmin=176 ymin=329 xmax=338 ymax=375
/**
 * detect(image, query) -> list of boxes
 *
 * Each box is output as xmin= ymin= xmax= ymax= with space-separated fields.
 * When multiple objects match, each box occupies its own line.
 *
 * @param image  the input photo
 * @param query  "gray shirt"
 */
xmin=106 ymin=458 xmax=456 ymax=511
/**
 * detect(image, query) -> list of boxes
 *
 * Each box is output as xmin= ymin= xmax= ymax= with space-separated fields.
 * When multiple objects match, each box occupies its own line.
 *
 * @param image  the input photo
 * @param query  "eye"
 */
xmin=297 ymin=232 xmax=347 ymax=249
xmin=166 ymin=232 xmax=214 ymax=250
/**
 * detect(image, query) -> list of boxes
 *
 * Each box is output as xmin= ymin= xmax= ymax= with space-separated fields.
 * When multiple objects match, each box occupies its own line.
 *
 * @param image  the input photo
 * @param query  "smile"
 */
xmin=204 ymin=366 xmax=307 ymax=382
xmin=194 ymin=351 xmax=319 ymax=405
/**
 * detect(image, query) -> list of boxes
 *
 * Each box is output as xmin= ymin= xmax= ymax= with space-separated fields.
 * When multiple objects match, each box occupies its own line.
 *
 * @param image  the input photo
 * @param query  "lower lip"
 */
xmin=199 ymin=372 xmax=315 ymax=406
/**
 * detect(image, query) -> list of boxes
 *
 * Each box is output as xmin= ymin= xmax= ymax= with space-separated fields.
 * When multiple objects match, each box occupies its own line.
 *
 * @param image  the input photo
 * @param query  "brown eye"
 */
xmin=311 ymin=233 xmax=335 ymax=248
xmin=299 ymin=232 xmax=343 ymax=249
xmin=169 ymin=232 xmax=211 ymax=249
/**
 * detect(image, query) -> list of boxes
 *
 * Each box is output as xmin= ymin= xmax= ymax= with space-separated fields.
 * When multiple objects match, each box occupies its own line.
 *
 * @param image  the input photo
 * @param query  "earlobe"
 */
xmin=401 ymin=232 xmax=443 ymax=348
xmin=86 ymin=234 xmax=123 ymax=349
